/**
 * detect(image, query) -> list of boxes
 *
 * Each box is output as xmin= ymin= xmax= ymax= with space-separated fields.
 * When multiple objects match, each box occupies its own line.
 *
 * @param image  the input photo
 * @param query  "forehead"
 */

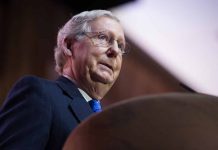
xmin=89 ymin=16 xmax=125 ymax=41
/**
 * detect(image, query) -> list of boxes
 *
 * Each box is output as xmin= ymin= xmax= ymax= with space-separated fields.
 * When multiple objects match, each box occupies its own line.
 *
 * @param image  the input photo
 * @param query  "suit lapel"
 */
xmin=55 ymin=76 xmax=93 ymax=122
xmin=69 ymin=97 xmax=93 ymax=122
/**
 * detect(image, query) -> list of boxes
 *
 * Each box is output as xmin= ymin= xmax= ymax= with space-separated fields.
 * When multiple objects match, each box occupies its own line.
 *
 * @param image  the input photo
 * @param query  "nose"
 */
xmin=106 ymin=41 xmax=120 ymax=58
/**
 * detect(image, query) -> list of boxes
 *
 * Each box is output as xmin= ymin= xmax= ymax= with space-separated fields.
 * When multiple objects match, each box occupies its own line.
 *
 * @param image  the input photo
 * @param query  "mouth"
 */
xmin=100 ymin=62 xmax=113 ymax=71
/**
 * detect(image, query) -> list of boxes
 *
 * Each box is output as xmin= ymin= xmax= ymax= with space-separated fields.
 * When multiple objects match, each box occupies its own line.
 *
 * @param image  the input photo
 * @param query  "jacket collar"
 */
xmin=56 ymin=76 xmax=80 ymax=99
xmin=55 ymin=76 xmax=93 ymax=122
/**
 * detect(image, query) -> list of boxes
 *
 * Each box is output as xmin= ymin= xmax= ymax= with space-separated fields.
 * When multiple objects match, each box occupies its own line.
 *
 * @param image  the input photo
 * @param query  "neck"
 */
xmin=80 ymin=81 xmax=113 ymax=100
xmin=62 ymin=64 xmax=113 ymax=100
xmin=62 ymin=72 xmax=111 ymax=100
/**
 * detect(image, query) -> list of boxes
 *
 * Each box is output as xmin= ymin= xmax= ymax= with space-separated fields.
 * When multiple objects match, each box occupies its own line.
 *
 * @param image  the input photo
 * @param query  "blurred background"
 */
xmin=1 ymin=0 xmax=217 ymax=107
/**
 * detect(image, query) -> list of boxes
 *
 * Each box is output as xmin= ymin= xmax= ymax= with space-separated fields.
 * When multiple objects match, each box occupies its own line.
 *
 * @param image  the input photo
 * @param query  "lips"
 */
xmin=99 ymin=62 xmax=113 ymax=71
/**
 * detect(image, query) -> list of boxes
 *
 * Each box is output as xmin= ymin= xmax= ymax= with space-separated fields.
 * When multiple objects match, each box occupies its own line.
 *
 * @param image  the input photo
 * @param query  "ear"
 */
xmin=62 ymin=38 xmax=72 ymax=56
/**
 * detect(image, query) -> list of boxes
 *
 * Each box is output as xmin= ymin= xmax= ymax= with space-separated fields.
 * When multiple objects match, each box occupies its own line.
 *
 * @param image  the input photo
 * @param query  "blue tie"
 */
xmin=89 ymin=99 xmax=102 ymax=112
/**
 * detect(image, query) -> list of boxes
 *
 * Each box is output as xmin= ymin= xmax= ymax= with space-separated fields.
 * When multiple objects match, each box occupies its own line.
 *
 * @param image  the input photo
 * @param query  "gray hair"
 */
xmin=54 ymin=10 xmax=120 ymax=74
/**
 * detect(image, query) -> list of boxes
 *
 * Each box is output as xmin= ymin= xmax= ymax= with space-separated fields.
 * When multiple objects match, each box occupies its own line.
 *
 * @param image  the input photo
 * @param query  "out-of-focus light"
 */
xmin=111 ymin=0 xmax=218 ymax=96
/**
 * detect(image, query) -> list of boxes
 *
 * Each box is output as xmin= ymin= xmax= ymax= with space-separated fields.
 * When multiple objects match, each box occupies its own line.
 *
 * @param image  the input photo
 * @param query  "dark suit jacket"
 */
xmin=0 ymin=75 xmax=94 ymax=150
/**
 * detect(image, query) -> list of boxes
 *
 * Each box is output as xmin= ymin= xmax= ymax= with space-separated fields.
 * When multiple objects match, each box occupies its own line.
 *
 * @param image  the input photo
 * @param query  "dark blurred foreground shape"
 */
xmin=63 ymin=93 xmax=218 ymax=150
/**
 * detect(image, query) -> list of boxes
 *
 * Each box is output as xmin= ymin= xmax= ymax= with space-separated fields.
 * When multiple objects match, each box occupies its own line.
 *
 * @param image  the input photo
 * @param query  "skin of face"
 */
xmin=65 ymin=16 xmax=125 ymax=99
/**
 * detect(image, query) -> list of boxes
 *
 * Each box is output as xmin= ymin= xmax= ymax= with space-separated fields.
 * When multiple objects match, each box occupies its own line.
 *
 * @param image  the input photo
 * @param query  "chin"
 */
xmin=90 ymin=71 xmax=115 ymax=84
xmin=99 ymin=77 xmax=114 ymax=84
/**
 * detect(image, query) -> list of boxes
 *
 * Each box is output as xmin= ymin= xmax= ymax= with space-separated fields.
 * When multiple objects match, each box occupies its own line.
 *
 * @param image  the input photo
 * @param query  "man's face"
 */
xmin=70 ymin=16 xmax=125 ymax=91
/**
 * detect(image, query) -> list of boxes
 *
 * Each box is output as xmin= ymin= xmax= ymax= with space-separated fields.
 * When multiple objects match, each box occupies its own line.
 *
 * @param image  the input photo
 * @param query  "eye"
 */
xmin=118 ymin=43 xmax=125 ymax=51
xmin=97 ymin=33 xmax=109 ymax=41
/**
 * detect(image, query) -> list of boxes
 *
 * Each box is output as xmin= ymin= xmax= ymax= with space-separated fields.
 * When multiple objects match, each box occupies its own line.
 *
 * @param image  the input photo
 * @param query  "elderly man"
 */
xmin=0 ymin=10 xmax=127 ymax=150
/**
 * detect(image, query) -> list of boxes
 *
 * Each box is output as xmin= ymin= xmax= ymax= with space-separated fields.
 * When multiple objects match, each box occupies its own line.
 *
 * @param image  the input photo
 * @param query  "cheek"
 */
xmin=88 ymin=49 xmax=102 ymax=66
xmin=75 ymin=44 xmax=93 ymax=66
xmin=116 ymin=57 xmax=123 ymax=72
xmin=87 ymin=56 xmax=97 ymax=70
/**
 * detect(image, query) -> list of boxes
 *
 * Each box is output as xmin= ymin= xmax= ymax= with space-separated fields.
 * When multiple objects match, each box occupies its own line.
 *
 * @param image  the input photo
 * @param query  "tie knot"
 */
xmin=89 ymin=99 xmax=102 ymax=112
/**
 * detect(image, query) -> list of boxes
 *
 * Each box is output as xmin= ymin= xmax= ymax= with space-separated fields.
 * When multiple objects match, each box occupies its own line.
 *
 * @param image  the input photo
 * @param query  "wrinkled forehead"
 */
xmin=89 ymin=16 xmax=126 ymax=42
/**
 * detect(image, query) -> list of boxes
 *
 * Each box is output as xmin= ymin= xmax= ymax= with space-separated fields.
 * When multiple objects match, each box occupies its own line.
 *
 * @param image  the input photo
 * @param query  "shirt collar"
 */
xmin=78 ymin=88 xmax=92 ymax=102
